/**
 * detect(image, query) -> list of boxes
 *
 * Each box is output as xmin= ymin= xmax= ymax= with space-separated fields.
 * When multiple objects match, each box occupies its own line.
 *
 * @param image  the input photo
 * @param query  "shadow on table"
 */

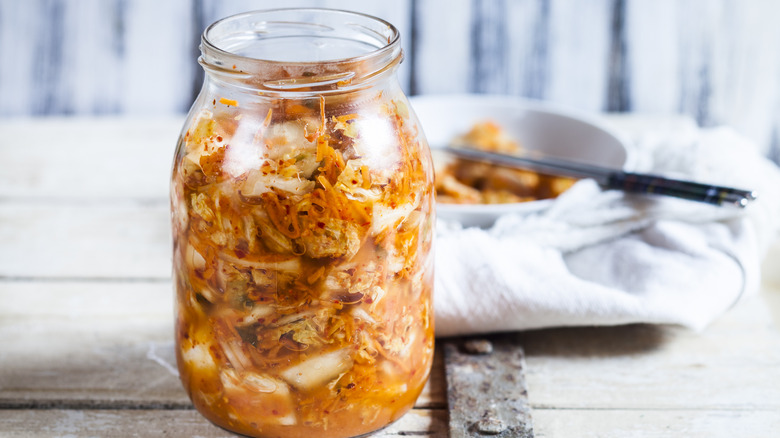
xmin=443 ymin=323 xmax=671 ymax=359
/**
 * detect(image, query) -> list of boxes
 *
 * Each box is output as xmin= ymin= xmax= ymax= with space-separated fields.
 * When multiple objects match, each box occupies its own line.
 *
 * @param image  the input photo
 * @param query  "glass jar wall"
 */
xmin=170 ymin=9 xmax=435 ymax=438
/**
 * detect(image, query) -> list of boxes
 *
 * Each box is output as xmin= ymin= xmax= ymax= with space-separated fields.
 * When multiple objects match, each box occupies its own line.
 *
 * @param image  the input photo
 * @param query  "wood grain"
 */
xmin=0 ymin=117 xmax=180 ymax=201
xmin=2 ymin=116 xmax=780 ymax=436
xmin=0 ymin=409 xmax=449 ymax=437
xmin=0 ymin=282 xmax=446 ymax=409
xmin=1 ymin=1 xmax=779 ymax=156
xmin=0 ymin=203 xmax=171 ymax=279
xmin=532 ymin=408 xmax=780 ymax=438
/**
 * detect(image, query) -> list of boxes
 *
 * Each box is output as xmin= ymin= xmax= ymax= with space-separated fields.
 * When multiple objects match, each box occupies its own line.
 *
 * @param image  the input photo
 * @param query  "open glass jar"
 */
xmin=170 ymin=9 xmax=435 ymax=438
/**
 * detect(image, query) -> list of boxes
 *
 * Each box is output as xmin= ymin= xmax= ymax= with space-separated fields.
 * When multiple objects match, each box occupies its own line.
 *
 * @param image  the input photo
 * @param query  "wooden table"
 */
xmin=1 ymin=117 xmax=779 ymax=437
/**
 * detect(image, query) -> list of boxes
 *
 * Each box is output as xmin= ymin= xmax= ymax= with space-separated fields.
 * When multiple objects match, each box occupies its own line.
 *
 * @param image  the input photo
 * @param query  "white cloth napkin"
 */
xmin=434 ymin=120 xmax=780 ymax=337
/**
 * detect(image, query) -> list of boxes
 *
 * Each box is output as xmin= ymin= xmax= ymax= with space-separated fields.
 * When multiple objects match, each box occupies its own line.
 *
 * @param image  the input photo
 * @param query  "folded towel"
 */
xmin=434 ymin=119 xmax=780 ymax=337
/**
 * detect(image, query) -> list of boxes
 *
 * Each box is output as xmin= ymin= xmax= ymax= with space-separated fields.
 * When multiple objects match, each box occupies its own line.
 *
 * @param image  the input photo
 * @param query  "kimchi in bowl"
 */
xmin=410 ymin=94 xmax=632 ymax=227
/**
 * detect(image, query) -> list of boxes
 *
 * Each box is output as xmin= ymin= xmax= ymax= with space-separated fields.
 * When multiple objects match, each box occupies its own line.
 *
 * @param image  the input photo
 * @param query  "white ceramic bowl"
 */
xmin=410 ymin=94 xmax=632 ymax=227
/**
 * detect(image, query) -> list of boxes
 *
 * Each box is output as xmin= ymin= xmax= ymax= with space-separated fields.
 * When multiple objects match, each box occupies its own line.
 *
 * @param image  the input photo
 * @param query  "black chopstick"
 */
xmin=441 ymin=146 xmax=758 ymax=208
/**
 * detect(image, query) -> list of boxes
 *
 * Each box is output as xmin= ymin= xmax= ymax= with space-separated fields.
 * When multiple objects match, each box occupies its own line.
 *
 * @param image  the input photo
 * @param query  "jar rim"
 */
xmin=200 ymin=8 xmax=402 ymax=93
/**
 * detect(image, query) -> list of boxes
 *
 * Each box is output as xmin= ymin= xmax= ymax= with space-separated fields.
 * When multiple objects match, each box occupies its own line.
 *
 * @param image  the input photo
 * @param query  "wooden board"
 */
xmin=3 ymin=1 xmax=780 ymax=155
xmin=2 ymin=117 xmax=780 ymax=436
xmin=444 ymin=337 xmax=533 ymax=437
xmin=0 ymin=409 xmax=449 ymax=438
xmin=0 ymin=282 xmax=446 ymax=410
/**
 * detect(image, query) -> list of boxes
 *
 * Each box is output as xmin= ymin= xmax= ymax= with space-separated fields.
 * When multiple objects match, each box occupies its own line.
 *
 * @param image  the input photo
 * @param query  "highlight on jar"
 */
xmin=170 ymin=8 xmax=436 ymax=438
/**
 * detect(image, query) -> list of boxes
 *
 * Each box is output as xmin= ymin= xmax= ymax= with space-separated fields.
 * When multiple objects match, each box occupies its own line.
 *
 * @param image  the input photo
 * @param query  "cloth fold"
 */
xmin=434 ymin=121 xmax=780 ymax=337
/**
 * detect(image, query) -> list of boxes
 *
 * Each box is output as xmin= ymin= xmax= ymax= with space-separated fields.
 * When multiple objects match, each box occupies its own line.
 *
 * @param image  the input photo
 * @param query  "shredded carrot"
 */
xmin=307 ymin=266 xmax=326 ymax=284
xmin=316 ymin=137 xmax=327 ymax=162
xmin=262 ymin=108 xmax=273 ymax=127
xmin=262 ymin=193 xmax=301 ymax=239
xmin=317 ymin=175 xmax=333 ymax=191
xmin=334 ymin=114 xmax=358 ymax=123
xmin=360 ymin=165 xmax=371 ymax=189
xmin=219 ymin=97 xmax=238 ymax=107
xmin=318 ymin=95 xmax=326 ymax=134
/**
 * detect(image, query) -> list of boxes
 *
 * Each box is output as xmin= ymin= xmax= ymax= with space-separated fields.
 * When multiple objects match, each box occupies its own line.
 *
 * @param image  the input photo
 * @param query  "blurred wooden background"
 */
xmin=1 ymin=0 xmax=779 ymax=160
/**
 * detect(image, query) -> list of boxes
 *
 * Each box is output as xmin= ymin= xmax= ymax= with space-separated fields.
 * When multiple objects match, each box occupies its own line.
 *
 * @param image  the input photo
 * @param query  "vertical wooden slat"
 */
xmin=409 ymin=0 xmax=473 ymax=94
xmin=121 ymin=0 xmax=196 ymax=115
xmin=504 ymin=0 xmax=549 ymax=99
xmin=0 ymin=0 xmax=779 ymax=156
xmin=623 ymin=0 xmax=680 ymax=114
xmin=32 ymin=0 xmax=68 ymax=115
xmin=625 ymin=0 xmax=780 ymax=153
xmin=544 ymin=0 xmax=612 ymax=111
xmin=606 ymin=0 xmax=630 ymax=112
xmin=675 ymin=0 xmax=723 ymax=127
xmin=64 ymin=0 xmax=125 ymax=114
xmin=711 ymin=0 xmax=780 ymax=153
xmin=0 ymin=1 xmax=37 ymax=115
xmin=415 ymin=0 xmax=613 ymax=111
xmin=470 ymin=0 xmax=509 ymax=94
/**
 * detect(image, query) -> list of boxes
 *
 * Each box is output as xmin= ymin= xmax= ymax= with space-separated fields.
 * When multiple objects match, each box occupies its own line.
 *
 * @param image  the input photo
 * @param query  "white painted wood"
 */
xmin=533 ymin=408 xmax=780 ymax=438
xmin=411 ymin=0 xmax=472 ymax=94
xmin=0 ymin=409 xmax=449 ymax=437
xmin=624 ymin=0 xmax=681 ymax=114
xmin=1 ymin=116 xmax=780 ymax=435
xmin=0 ymin=1 xmax=45 ymax=115
xmin=0 ymin=203 xmax=171 ymax=279
xmin=522 ymin=291 xmax=780 ymax=411
xmin=1 ymin=0 xmax=780 ymax=156
xmin=0 ymin=117 xmax=180 ymax=200
xmin=0 ymin=282 xmax=443 ymax=409
xmin=121 ymin=0 xmax=197 ymax=115
xmin=540 ymin=0 xmax=612 ymax=111
xmin=62 ymin=0 xmax=124 ymax=114
xmin=633 ymin=0 xmax=780 ymax=153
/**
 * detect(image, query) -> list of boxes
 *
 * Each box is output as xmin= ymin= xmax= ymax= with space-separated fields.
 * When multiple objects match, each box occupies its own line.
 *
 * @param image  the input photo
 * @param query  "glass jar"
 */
xmin=170 ymin=8 xmax=435 ymax=438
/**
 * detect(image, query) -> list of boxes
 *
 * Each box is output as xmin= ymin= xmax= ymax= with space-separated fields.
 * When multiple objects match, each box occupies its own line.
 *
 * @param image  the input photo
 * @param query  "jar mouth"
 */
xmin=200 ymin=8 xmax=402 ymax=93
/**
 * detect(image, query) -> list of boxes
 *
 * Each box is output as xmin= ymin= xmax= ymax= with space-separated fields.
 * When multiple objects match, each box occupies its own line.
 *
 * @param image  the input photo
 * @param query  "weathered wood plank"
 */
xmin=0 ymin=282 xmax=185 ymax=408
xmin=120 ymin=0 xmax=198 ymax=115
xmin=518 ymin=291 xmax=780 ymax=411
xmin=0 ymin=282 xmax=446 ymax=410
xmin=0 ymin=203 xmax=171 ymax=279
xmin=413 ymin=0 xmax=613 ymax=111
xmin=3 ymin=1 xmax=780 ymax=155
xmin=444 ymin=337 xmax=533 ymax=437
xmin=3 ymin=407 xmax=778 ymax=438
xmin=532 ymin=408 xmax=780 ymax=438
xmin=0 ymin=0 xmax=196 ymax=116
xmin=0 ymin=408 xmax=449 ymax=437
xmin=0 ymin=117 xmax=180 ymax=201
xmin=3 ymin=280 xmax=778 ymax=414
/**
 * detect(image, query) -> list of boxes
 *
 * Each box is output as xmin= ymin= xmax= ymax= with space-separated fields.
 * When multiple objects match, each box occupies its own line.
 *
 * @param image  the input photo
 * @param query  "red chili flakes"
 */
xmin=216 ymin=136 xmax=223 ymax=142
xmin=317 ymin=221 xmax=326 ymax=229
xmin=346 ymin=383 xmax=356 ymax=389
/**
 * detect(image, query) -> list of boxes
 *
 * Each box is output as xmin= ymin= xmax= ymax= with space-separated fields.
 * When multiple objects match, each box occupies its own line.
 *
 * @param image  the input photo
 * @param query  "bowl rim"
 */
xmin=409 ymin=93 xmax=634 ymax=223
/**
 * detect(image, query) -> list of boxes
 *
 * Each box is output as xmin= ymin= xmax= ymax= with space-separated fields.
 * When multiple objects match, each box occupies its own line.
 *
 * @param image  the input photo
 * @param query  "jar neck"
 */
xmin=199 ymin=8 xmax=403 ymax=96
